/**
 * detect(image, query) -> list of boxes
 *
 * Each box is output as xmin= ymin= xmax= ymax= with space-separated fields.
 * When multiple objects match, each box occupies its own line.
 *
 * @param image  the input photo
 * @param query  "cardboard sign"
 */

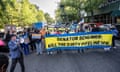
xmin=32 ymin=34 xmax=41 ymax=39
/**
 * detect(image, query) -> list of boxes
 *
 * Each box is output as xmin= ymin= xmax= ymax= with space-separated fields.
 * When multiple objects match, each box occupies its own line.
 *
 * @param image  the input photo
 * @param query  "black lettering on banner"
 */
xmin=57 ymin=35 xmax=102 ymax=41
xmin=81 ymin=42 xmax=87 ymax=46
xmin=105 ymin=42 xmax=109 ymax=45
xmin=88 ymin=41 xmax=92 ymax=46
xmin=48 ymin=43 xmax=57 ymax=48
xmin=101 ymin=41 xmax=109 ymax=45
xmin=79 ymin=36 xmax=84 ymax=40
xmin=57 ymin=37 xmax=79 ymax=41
xmin=63 ymin=43 xmax=66 ymax=46
xmin=91 ymin=35 xmax=102 ymax=39
xmin=81 ymin=42 xmax=84 ymax=46
xmin=71 ymin=43 xmax=73 ymax=46
xmin=67 ymin=43 xmax=70 ymax=46
xmin=91 ymin=35 xmax=97 ymax=39
xmin=84 ymin=36 xmax=90 ymax=39
xmin=70 ymin=43 xmax=74 ymax=46
xmin=79 ymin=35 xmax=102 ymax=40
xmin=74 ymin=37 xmax=78 ymax=40
xmin=98 ymin=35 xmax=102 ymax=39
xmin=93 ymin=41 xmax=100 ymax=45
xmin=58 ymin=43 xmax=66 ymax=46
xmin=69 ymin=37 xmax=78 ymax=41
xmin=58 ymin=43 xmax=62 ymax=46
xmin=85 ymin=42 xmax=88 ymax=45
xmin=78 ymin=43 xmax=81 ymax=46
xmin=57 ymin=38 xmax=62 ymax=41
xmin=63 ymin=38 xmax=66 ymax=41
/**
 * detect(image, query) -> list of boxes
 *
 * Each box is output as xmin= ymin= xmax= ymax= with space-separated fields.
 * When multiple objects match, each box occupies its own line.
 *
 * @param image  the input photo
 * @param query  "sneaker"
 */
xmin=104 ymin=47 xmax=110 ymax=51
xmin=113 ymin=46 xmax=117 ymax=49
xmin=47 ymin=52 xmax=52 ymax=55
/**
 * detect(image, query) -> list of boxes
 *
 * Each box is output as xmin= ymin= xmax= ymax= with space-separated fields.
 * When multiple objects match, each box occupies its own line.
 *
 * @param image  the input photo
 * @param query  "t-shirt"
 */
xmin=40 ymin=29 xmax=46 ymax=36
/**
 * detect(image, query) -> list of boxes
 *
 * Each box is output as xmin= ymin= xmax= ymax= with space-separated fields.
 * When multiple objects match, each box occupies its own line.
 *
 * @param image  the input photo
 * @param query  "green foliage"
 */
xmin=0 ymin=0 xmax=46 ymax=28
xmin=83 ymin=0 xmax=105 ymax=12
xmin=55 ymin=0 xmax=106 ymax=22
xmin=37 ymin=10 xmax=46 ymax=22
xmin=83 ymin=0 xmax=105 ymax=22
xmin=55 ymin=0 xmax=83 ymax=23
xmin=44 ymin=13 xmax=55 ymax=25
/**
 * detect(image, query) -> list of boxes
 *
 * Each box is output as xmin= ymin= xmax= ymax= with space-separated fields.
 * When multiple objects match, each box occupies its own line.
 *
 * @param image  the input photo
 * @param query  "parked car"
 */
xmin=83 ymin=23 xmax=103 ymax=28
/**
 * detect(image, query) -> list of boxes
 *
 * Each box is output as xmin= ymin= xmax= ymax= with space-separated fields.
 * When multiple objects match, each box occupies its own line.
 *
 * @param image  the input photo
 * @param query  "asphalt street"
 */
xmin=7 ymin=40 xmax=120 ymax=72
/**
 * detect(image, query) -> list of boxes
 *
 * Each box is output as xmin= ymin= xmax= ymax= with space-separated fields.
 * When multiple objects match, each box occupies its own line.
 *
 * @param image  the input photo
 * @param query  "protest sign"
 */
xmin=45 ymin=31 xmax=112 ymax=51
xmin=32 ymin=34 xmax=41 ymax=39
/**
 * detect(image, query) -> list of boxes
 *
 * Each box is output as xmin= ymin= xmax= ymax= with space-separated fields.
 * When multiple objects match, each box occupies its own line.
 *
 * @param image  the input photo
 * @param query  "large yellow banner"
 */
xmin=45 ymin=32 xmax=113 ymax=50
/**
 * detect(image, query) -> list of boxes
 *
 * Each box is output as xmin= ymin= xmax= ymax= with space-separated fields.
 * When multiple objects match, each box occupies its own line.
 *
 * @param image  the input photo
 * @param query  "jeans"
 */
xmin=35 ymin=42 xmax=42 ymax=54
xmin=10 ymin=56 xmax=25 ymax=72
xmin=29 ymin=41 xmax=36 ymax=51
xmin=41 ymin=39 xmax=45 ymax=53
xmin=21 ymin=43 xmax=29 ymax=55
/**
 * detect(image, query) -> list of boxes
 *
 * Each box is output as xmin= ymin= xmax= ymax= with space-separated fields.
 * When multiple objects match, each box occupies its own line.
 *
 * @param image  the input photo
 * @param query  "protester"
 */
xmin=64 ymin=29 xmax=69 ymax=34
xmin=92 ymin=25 xmax=100 ymax=32
xmin=111 ymin=26 xmax=118 ymax=49
xmin=4 ymin=31 xmax=13 ymax=44
xmin=28 ymin=30 xmax=36 ymax=52
xmin=50 ymin=30 xmax=56 ymax=35
xmin=8 ymin=35 xmax=25 ymax=72
xmin=69 ymin=30 xmax=75 ymax=34
xmin=19 ymin=32 xmax=26 ymax=54
xmin=55 ymin=30 xmax=62 ymax=54
xmin=0 ymin=54 xmax=9 ymax=72
xmin=82 ymin=24 xmax=91 ymax=32
xmin=55 ymin=30 xmax=61 ymax=34
xmin=34 ymin=30 xmax=42 ymax=55
xmin=76 ymin=29 xmax=85 ymax=53
xmin=22 ymin=31 xmax=30 ymax=55
xmin=46 ymin=30 xmax=50 ymax=35
xmin=40 ymin=28 xmax=46 ymax=54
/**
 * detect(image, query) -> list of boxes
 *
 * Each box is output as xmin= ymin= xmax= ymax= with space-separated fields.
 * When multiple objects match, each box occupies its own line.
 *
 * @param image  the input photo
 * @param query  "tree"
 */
xmin=37 ymin=10 xmax=46 ymax=22
xmin=0 ymin=0 xmax=46 ymax=28
xmin=55 ymin=0 xmax=83 ymax=23
xmin=56 ymin=0 xmax=106 ymax=23
xmin=83 ymin=0 xmax=106 ymax=22
xmin=0 ymin=0 xmax=14 ymax=27
xmin=44 ymin=13 xmax=55 ymax=25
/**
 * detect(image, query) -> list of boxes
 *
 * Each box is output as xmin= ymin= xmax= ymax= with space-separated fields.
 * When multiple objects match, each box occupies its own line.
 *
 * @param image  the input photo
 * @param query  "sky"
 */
xmin=29 ymin=0 xmax=60 ymax=18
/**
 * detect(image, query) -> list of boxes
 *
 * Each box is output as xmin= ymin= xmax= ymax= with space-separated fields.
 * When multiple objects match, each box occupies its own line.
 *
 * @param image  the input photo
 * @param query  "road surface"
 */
xmin=7 ymin=41 xmax=120 ymax=72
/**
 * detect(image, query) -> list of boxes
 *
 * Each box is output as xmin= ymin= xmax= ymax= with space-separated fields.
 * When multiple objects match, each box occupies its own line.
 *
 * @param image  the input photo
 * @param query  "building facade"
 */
xmin=86 ymin=0 xmax=120 ymax=24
